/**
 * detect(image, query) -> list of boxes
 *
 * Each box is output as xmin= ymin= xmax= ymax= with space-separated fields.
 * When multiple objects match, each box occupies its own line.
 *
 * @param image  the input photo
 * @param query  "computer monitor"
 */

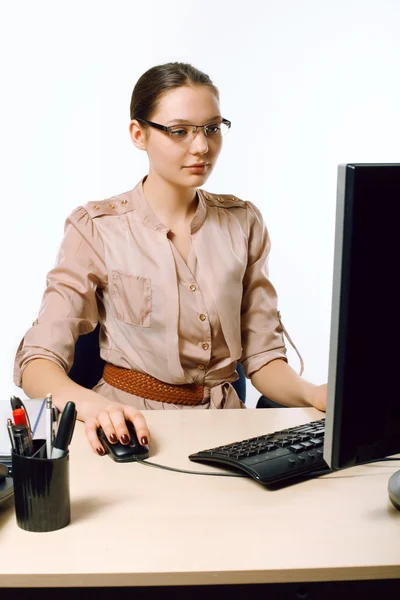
xmin=324 ymin=163 xmax=400 ymax=470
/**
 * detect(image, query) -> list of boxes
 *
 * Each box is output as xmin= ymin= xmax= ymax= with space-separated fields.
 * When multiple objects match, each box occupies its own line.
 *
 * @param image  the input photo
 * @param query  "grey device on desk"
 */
xmin=97 ymin=421 xmax=150 ymax=462
xmin=388 ymin=471 xmax=400 ymax=511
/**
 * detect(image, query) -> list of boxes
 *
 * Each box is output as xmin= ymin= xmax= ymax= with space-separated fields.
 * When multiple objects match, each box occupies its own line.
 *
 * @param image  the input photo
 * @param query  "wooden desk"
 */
xmin=1 ymin=408 xmax=399 ymax=596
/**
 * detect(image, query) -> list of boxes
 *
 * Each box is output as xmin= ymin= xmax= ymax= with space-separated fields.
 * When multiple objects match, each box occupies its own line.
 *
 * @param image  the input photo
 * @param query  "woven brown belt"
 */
xmin=103 ymin=363 xmax=205 ymax=405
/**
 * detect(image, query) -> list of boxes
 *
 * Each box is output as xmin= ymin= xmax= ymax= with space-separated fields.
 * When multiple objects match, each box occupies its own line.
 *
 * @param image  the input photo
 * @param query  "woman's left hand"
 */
xmin=306 ymin=383 xmax=327 ymax=412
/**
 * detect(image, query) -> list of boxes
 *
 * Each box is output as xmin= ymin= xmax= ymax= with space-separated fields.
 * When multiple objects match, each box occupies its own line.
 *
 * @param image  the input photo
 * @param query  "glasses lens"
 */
xmin=168 ymin=121 xmax=231 ymax=141
xmin=169 ymin=126 xmax=190 ymax=140
xmin=205 ymin=121 xmax=230 ymax=137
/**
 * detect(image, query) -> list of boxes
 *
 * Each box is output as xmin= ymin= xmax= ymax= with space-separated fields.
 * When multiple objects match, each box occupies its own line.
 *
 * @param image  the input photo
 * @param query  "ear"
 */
xmin=129 ymin=120 xmax=147 ymax=150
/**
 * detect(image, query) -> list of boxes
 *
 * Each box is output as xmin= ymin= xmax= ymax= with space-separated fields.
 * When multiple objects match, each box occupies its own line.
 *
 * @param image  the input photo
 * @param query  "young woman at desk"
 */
xmin=14 ymin=62 xmax=326 ymax=456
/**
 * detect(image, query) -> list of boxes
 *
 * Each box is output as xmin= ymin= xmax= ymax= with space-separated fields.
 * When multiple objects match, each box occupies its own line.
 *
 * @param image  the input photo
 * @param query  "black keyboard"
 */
xmin=189 ymin=419 xmax=331 ymax=485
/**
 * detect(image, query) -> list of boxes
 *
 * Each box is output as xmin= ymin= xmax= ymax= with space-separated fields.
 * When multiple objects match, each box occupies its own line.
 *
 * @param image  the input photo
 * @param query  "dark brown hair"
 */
xmin=130 ymin=62 xmax=219 ymax=122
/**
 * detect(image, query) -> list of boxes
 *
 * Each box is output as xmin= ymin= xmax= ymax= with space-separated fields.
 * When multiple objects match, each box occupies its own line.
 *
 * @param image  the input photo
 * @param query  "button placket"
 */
xmin=196 ymin=309 xmax=211 ymax=372
xmin=178 ymin=264 xmax=211 ymax=375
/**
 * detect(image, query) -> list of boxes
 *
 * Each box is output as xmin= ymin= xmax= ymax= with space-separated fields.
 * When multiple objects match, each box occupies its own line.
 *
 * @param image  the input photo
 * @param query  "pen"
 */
xmin=10 ymin=395 xmax=32 ymax=431
xmin=10 ymin=395 xmax=23 ymax=411
xmin=52 ymin=406 xmax=60 ymax=444
xmin=12 ymin=408 xmax=32 ymax=441
xmin=7 ymin=418 xmax=16 ymax=451
xmin=51 ymin=401 xmax=77 ymax=459
xmin=45 ymin=393 xmax=53 ymax=459
xmin=13 ymin=424 xmax=34 ymax=456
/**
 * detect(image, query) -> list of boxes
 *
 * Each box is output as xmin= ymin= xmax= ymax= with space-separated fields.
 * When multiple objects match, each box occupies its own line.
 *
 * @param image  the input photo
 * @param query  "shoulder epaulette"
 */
xmin=200 ymin=190 xmax=247 ymax=208
xmin=84 ymin=192 xmax=134 ymax=219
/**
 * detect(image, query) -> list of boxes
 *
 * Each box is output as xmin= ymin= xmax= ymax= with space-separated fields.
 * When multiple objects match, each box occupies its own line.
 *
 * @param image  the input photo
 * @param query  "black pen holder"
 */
xmin=12 ymin=439 xmax=70 ymax=532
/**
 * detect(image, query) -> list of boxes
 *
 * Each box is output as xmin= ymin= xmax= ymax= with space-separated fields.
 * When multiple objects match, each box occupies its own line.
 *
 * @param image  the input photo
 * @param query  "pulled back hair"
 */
xmin=130 ymin=62 xmax=219 ymax=122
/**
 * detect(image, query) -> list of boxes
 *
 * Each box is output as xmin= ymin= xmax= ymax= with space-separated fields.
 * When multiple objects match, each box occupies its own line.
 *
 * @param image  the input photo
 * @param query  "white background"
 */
xmin=0 ymin=0 xmax=399 ymax=408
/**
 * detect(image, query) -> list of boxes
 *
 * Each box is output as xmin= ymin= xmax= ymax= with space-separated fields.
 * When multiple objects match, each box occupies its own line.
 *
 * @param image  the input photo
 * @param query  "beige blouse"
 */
xmin=14 ymin=177 xmax=290 ymax=410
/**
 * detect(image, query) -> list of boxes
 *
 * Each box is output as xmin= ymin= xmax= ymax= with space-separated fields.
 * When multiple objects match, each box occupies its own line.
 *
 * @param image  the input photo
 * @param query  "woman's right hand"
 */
xmin=21 ymin=359 xmax=150 ymax=456
xmin=80 ymin=392 xmax=150 ymax=456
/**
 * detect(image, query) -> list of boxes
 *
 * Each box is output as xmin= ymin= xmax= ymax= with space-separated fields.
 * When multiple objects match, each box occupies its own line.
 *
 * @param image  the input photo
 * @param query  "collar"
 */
xmin=130 ymin=176 xmax=208 ymax=234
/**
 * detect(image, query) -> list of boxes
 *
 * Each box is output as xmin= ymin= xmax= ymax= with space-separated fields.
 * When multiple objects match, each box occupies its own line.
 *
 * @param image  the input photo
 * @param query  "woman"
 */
xmin=14 ymin=62 xmax=326 ymax=456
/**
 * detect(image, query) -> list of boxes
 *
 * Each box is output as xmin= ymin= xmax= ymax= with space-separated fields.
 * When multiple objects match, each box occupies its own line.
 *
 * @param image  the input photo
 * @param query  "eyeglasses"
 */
xmin=136 ymin=117 xmax=231 ymax=142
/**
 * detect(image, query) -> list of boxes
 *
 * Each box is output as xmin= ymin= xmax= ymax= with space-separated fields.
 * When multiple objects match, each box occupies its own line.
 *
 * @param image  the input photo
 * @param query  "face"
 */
xmin=129 ymin=85 xmax=223 ymax=189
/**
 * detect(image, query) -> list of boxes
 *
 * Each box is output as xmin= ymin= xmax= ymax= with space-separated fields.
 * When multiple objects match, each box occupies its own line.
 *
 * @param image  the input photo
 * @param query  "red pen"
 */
xmin=12 ymin=408 xmax=32 ymax=440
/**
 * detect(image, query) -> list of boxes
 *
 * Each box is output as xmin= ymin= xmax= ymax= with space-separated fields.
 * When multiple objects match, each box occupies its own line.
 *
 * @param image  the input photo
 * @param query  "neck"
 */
xmin=142 ymin=172 xmax=198 ymax=228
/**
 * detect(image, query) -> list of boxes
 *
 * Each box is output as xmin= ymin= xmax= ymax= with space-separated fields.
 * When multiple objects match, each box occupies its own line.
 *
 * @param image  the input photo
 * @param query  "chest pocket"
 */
xmin=111 ymin=270 xmax=151 ymax=327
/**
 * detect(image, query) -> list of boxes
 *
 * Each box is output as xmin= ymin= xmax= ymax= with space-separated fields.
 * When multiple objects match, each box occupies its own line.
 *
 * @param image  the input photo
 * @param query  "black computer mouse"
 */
xmin=97 ymin=421 xmax=150 ymax=462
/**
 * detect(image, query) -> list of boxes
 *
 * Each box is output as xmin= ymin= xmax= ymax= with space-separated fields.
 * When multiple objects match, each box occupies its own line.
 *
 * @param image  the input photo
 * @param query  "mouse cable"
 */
xmin=134 ymin=457 xmax=400 ymax=480
xmin=134 ymin=457 xmax=249 ymax=478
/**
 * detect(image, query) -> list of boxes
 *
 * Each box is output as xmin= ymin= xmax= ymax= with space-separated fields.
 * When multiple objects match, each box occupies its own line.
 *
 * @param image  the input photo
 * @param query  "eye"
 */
xmin=205 ymin=124 xmax=221 ymax=136
xmin=169 ymin=127 xmax=189 ymax=138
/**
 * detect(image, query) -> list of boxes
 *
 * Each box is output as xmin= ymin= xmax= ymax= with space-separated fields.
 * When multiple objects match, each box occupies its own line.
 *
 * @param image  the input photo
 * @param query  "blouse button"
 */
xmin=197 ymin=364 xmax=205 ymax=370
xmin=121 ymin=199 xmax=128 ymax=205
xmin=202 ymin=343 xmax=209 ymax=350
xmin=189 ymin=284 xmax=197 ymax=292
xmin=93 ymin=205 xmax=100 ymax=210
xmin=217 ymin=197 xmax=225 ymax=202
xmin=108 ymin=203 xmax=116 ymax=209
xmin=32 ymin=319 xmax=38 ymax=326
xmin=199 ymin=314 xmax=207 ymax=321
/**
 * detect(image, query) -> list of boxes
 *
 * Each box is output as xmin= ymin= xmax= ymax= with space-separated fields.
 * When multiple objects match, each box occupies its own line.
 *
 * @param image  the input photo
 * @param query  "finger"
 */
xmin=85 ymin=417 xmax=106 ymax=456
xmin=107 ymin=407 xmax=133 ymax=445
xmin=122 ymin=406 xmax=150 ymax=446
xmin=97 ymin=409 xmax=119 ymax=444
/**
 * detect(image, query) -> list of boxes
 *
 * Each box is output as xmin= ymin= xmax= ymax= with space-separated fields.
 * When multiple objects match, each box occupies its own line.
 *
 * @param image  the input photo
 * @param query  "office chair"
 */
xmin=69 ymin=324 xmax=281 ymax=408
xmin=69 ymin=323 xmax=105 ymax=391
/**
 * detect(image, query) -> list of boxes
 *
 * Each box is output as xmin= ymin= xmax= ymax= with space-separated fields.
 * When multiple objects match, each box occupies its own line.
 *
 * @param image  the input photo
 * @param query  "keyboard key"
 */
xmin=309 ymin=438 xmax=323 ymax=446
xmin=289 ymin=444 xmax=304 ymax=453
xmin=300 ymin=441 xmax=314 ymax=449
xmin=265 ymin=444 xmax=277 ymax=451
xmin=272 ymin=433 xmax=288 ymax=440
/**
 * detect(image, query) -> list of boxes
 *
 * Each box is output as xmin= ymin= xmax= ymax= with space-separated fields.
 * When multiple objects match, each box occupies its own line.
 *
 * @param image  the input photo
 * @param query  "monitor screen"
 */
xmin=324 ymin=163 xmax=400 ymax=470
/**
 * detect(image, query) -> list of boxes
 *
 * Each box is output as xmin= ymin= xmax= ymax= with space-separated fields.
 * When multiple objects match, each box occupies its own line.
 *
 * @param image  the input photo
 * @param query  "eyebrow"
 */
xmin=166 ymin=116 xmax=222 ymax=125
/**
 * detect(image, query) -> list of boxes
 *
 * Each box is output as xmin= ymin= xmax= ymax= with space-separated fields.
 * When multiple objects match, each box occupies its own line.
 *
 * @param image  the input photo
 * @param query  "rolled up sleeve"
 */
xmin=13 ymin=206 xmax=107 ymax=387
xmin=239 ymin=201 xmax=287 ymax=379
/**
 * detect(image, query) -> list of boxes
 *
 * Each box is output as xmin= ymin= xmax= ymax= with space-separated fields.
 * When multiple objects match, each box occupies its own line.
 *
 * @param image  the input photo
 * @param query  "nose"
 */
xmin=190 ymin=128 xmax=209 ymax=154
